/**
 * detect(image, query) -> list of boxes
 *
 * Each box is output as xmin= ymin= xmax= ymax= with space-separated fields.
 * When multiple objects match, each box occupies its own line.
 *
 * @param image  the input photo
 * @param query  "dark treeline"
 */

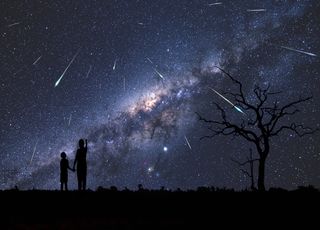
xmin=0 ymin=185 xmax=318 ymax=228
xmin=2 ymin=184 xmax=319 ymax=193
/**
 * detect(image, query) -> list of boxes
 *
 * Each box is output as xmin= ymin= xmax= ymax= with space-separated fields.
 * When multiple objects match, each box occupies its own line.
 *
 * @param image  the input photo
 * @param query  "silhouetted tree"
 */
xmin=197 ymin=66 xmax=318 ymax=191
xmin=231 ymin=149 xmax=259 ymax=191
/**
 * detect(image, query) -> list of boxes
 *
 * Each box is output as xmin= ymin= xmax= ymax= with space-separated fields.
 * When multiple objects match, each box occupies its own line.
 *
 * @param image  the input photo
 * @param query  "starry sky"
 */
xmin=1 ymin=0 xmax=319 ymax=190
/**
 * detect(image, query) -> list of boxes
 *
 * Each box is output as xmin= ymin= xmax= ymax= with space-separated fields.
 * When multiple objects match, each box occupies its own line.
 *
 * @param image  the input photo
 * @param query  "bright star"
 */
xmin=147 ymin=166 xmax=154 ymax=173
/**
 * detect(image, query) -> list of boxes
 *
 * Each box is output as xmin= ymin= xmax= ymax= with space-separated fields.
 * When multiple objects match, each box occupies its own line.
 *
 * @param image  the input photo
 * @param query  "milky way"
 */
xmin=1 ymin=0 xmax=319 ymax=190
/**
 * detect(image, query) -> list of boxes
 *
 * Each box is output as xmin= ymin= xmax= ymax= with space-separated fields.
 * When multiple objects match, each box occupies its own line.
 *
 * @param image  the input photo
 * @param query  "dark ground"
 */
xmin=0 ymin=187 xmax=319 ymax=229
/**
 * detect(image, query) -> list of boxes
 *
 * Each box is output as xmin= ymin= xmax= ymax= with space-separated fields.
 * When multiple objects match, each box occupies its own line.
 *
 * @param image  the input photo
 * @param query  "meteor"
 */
xmin=280 ymin=46 xmax=317 ymax=57
xmin=184 ymin=136 xmax=192 ymax=150
xmin=247 ymin=9 xmax=267 ymax=12
xmin=7 ymin=22 xmax=21 ymax=27
xmin=153 ymin=68 xmax=165 ymax=80
xmin=208 ymin=2 xmax=222 ymax=6
xmin=146 ymin=57 xmax=153 ymax=64
xmin=113 ymin=59 xmax=117 ymax=70
xmin=209 ymin=88 xmax=245 ymax=115
xmin=33 ymin=55 xmax=42 ymax=65
xmin=68 ymin=114 xmax=72 ymax=126
xmin=54 ymin=48 xmax=81 ymax=87
xmin=13 ymin=68 xmax=23 ymax=76
xmin=85 ymin=65 xmax=92 ymax=78
xmin=146 ymin=57 xmax=165 ymax=80
xmin=29 ymin=140 xmax=38 ymax=166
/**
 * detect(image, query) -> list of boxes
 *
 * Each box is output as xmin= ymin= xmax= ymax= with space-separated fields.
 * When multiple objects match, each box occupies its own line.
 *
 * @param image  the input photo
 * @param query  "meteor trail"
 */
xmin=85 ymin=65 xmax=92 ymax=78
xmin=33 ymin=55 xmax=42 ymax=65
xmin=208 ymin=2 xmax=222 ymax=6
xmin=209 ymin=88 xmax=245 ymax=115
xmin=146 ymin=57 xmax=153 ymax=64
xmin=153 ymin=68 xmax=165 ymax=80
xmin=247 ymin=9 xmax=267 ymax=12
xmin=29 ymin=140 xmax=38 ymax=166
xmin=123 ymin=77 xmax=126 ymax=91
xmin=54 ymin=48 xmax=81 ymax=88
xmin=7 ymin=22 xmax=21 ymax=27
xmin=68 ymin=114 xmax=72 ymax=126
xmin=280 ymin=46 xmax=317 ymax=57
xmin=113 ymin=59 xmax=118 ymax=70
xmin=146 ymin=57 xmax=165 ymax=80
xmin=184 ymin=136 xmax=192 ymax=150
xmin=13 ymin=68 xmax=23 ymax=76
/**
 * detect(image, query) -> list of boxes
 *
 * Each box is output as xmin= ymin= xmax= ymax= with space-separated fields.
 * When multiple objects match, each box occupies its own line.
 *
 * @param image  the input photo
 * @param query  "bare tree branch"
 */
xmin=196 ymin=111 xmax=259 ymax=143
xmin=214 ymin=66 xmax=256 ymax=111
xmin=270 ymin=123 xmax=319 ymax=137
xmin=231 ymin=157 xmax=260 ymax=166
xmin=240 ymin=169 xmax=251 ymax=178
xmin=231 ymin=149 xmax=258 ymax=190
xmin=198 ymin=67 xmax=318 ymax=191
xmin=267 ymin=96 xmax=313 ymax=134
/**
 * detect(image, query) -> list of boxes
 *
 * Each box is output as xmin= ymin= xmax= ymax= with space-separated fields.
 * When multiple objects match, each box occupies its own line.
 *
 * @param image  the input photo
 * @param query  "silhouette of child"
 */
xmin=60 ymin=152 xmax=74 ymax=191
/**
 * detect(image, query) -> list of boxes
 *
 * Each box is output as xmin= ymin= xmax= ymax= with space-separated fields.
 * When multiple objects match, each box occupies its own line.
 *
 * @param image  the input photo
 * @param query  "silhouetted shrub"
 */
xmin=96 ymin=186 xmax=105 ymax=192
xmin=296 ymin=185 xmax=318 ymax=192
xmin=197 ymin=187 xmax=211 ymax=192
xmin=268 ymin=187 xmax=288 ymax=193
xmin=110 ymin=186 xmax=118 ymax=191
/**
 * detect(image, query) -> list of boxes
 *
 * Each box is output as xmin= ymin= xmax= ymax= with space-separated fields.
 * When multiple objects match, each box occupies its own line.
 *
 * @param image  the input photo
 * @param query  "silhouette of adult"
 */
xmin=73 ymin=139 xmax=88 ymax=191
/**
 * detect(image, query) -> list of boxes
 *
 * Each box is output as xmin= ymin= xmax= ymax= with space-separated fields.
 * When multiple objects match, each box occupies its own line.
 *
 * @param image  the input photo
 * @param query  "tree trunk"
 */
xmin=249 ymin=150 xmax=255 ymax=191
xmin=250 ymin=161 xmax=255 ymax=191
xmin=257 ymin=157 xmax=266 ymax=191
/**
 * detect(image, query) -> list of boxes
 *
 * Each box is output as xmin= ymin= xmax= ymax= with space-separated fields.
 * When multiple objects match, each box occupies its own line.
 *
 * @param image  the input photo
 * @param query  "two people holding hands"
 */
xmin=60 ymin=139 xmax=88 ymax=191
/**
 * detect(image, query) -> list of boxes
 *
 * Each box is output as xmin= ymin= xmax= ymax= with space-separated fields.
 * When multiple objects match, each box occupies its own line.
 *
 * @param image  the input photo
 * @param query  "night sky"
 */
xmin=1 ymin=0 xmax=319 ymax=190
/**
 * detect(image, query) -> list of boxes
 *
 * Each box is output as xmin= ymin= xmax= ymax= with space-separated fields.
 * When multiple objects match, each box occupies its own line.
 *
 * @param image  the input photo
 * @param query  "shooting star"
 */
xmin=280 ymin=46 xmax=317 ymax=57
xmin=33 ymin=55 xmax=42 ymax=65
xmin=13 ymin=68 xmax=23 ymax=76
xmin=184 ymin=136 xmax=192 ymax=150
xmin=208 ymin=2 xmax=223 ymax=6
xmin=146 ymin=57 xmax=153 ymax=64
xmin=68 ymin=114 xmax=72 ymax=126
xmin=153 ymin=68 xmax=165 ymax=80
xmin=85 ymin=65 xmax=92 ymax=78
xmin=146 ymin=57 xmax=165 ymax=80
xmin=54 ymin=48 xmax=81 ymax=88
xmin=123 ymin=77 xmax=126 ymax=91
xmin=29 ymin=140 xmax=39 ymax=166
xmin=247 ymin=9 xmax=267 ymax=12
xmin=7 ymin=22 xmax=21 ymax=27
xmin=138 ymin=22 xmax=144 ymax=26
xmin=113 ymin=59 xmax=118 ymax=70
xmin=209 ymin=87 xmax=245 ymax=115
